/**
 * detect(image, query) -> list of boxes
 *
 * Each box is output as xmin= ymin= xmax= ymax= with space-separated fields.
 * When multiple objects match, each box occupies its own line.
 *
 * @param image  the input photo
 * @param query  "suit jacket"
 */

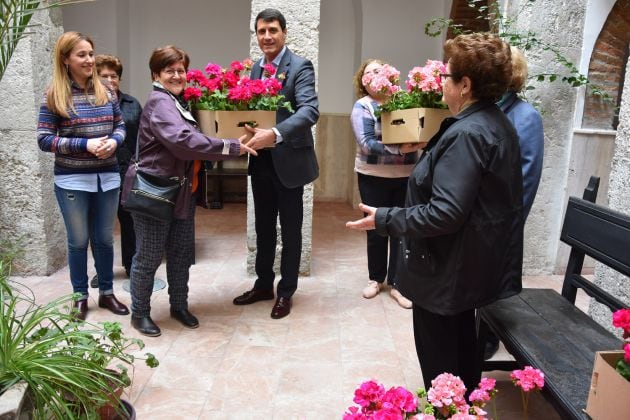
xmin=249 ymin=48 xmax=320 ymax=188
xmin=499 ymin=92 xmax=544 ymax=220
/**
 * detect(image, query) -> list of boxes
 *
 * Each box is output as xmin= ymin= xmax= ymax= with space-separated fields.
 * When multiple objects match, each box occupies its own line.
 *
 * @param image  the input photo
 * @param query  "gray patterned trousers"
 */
xmin=130 ymin=202 xmax=195 ymax=317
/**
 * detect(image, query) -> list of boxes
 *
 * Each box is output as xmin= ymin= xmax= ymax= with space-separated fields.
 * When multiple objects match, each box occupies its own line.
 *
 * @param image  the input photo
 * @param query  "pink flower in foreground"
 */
xmin=511 ymin=366 xmax=545 ymax=392
xmin=427 ymin=373 xmax=468 ymax=415
xmin=478 ymin=377 xmax=496 ymax=392
xmin=354 ymin=380 xmax=386 ymax=409
xmin=230 ymin=60 xmax=244 ymax=72
xmin=381 ymin=386 xmax=417 ymax=413
xmin=613 ymin=309 xmax=630 ymax=336
xmin=343 ymin=406 xmax=368 ymax=420
xmin=450 ymin=414 xmax=478 ymax=420
xmin=624 ymin=342 xmax=630 ymax=363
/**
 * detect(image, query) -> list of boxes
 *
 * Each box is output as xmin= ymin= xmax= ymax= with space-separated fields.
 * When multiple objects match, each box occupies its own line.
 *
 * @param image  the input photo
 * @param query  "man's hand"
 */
xmin=244 ymin=125 xmax=276 ymax=150
xmin=346 ymin=203 xmax=377 ymax=231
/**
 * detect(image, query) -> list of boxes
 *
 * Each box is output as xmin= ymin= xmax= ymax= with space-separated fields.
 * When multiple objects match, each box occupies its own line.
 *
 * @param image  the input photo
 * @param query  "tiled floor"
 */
xmin=16 ymin=201 xmax=581 ymax=419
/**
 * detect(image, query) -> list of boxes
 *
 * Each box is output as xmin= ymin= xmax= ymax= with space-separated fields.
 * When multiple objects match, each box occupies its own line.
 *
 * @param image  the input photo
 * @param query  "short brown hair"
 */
xmin=95 ymin=54 xmax=123 ymax=77
xmin=509 ymin=46 xmax=528 ymax=92
xmin=148 ymin=45 xmax=190 ymax=80
xmin=353 ymin=59 xmax=385 ymax=99
xmin=444 ymin=33 xmax=512 ymax=102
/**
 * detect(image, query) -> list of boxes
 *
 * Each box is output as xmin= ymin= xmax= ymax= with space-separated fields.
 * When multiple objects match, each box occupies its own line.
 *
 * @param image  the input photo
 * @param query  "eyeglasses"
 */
xmin=100 ymin=74 xmax=119 ymax=81
xmin=440 ymin=73 xmax=454 ymax=80
xmin=162 ymin=69 xmax=186 ymax=77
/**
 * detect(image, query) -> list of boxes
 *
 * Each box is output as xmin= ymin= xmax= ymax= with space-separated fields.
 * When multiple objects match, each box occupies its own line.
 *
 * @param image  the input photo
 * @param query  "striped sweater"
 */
xmin=37 ymin=82 xmax=126 ymax=175
xmin=351 ymin=96 xmax=418 ymax=178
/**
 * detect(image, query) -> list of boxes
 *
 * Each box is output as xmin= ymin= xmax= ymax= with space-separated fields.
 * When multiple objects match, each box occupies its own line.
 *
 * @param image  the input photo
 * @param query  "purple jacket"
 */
xmin=121 ymin=90 xmax=240 ymax=219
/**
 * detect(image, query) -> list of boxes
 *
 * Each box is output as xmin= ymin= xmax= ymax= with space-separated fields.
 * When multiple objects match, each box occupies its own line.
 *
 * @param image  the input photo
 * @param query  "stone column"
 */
xmin=0 ymin=8 xmax=65 ymax=275
xmin=503 ymin=0 xmax=589 ymax=274
xmin=246 ymin=0 xmax=320 ymax=276
xmin=589 ymin=54 xmax=630 ymax=332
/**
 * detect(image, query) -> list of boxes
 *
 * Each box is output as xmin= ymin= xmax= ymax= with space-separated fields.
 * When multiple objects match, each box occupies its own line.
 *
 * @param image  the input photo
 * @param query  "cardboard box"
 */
xmin=586 ymin=351 xmax=630 ymax=419
xmin=215 ymin=110 xmax=276 ymax=139
xmin=193 ymin=109 xmax=217 ymax=137
xmin=381 ymin=108 xmax=451 ymax=144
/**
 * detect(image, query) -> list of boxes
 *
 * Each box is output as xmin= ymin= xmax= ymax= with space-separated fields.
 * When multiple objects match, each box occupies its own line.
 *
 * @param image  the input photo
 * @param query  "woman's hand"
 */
xmin=87 ymin=136 xmax=108 ymax=156
xmin=346 ymin=203 xmax=377 ymax=231
xmin=400 ymin=142 xmax=424 ymax=154
xmin=238 ymin=142 xmax=258 ymax=157
xmin=94 ymin=138 xmax=117 ymax=159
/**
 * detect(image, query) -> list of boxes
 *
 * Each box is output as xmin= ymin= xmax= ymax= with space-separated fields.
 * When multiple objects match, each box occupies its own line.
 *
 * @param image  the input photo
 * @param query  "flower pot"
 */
xmin=586 ymin=351 xmax=630 ymax=419
xmin=0 ymin=381 xmax=33 ymax=419
xmin=105 ymin=399 xmax=135 ymax=420
xmin=215 ymin=110 xmax=276 ymax=139
xmin=381 ymin=108 xmax=451 ymax=144
xmin=193 ymin=109 xmax=217 ymax=137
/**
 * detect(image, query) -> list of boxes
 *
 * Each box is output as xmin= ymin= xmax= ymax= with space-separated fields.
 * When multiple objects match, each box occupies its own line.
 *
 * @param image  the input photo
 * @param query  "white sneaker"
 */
xmin=362 ymin=281 xmax=383 ymax=299
xmin=390 ymin=288 xmax=412 ymax=309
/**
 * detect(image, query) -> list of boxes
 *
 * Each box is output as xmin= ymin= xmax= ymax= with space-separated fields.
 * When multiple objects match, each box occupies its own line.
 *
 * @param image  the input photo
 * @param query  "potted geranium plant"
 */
xmin=184 ymin=59 xmax=293 ymax=138
xmin=376 ymin=60 xmax=451 ymax=145
xmin=344 ymin=367 xmax=544 ymax=419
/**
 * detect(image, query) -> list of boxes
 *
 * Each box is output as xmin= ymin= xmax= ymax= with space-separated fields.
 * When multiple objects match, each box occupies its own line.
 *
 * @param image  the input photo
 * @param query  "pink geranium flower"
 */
xmin=613 ymin=308 xmax=630 ymax=337
xmin=185 ymin=58 xmax=292 ymax=112
xmin=624 ymin=342 xmax=630 ymax=363
xmin=511 ymin=366 xmax=545 ymax=392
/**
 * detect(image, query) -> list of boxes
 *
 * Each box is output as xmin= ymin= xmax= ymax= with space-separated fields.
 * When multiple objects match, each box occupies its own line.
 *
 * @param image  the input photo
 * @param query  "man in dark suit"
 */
xmin=232 ymin=8 xmax=319 ymax=319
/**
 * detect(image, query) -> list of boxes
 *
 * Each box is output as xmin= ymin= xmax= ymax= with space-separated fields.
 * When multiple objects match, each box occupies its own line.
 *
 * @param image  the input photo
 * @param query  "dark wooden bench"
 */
xmin=477 ymin=177 xmax=629 ymax=419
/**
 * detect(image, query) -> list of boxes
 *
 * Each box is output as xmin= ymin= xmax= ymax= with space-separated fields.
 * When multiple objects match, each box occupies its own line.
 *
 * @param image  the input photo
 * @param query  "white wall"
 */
xmin=62 ymin=0 xmax=451 ymax=112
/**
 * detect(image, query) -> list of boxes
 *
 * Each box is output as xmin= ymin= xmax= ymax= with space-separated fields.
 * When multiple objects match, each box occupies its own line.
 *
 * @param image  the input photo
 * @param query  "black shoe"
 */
xmin=483 ymin=333 xmax=500 ymax=360
xmin=233 ymin=288 xmax=275 ymax=305
xmin=271 ymin=297 xmax=292 ymax=319
xmin=170 ymin=309 xmax=199 ymax=329
xmin=131 ymin=316 xmax=161 ymax=337
xmin=90 ymin=274 xmax=99 ymax=288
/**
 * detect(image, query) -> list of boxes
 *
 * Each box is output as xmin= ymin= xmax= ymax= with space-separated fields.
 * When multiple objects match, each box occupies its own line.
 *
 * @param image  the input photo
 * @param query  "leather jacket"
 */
xmin=375 ymin=101 xmax=524 ymax=315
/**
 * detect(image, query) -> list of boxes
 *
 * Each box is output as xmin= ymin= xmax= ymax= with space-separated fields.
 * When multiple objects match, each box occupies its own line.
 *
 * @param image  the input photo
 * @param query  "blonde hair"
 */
xmin=46 ymin=32 xmax=108 ymax=118
xmin=353 ymin=58 xmax=384 ymax=99
xmin=509 ymin=46 xmax=528 ymax=92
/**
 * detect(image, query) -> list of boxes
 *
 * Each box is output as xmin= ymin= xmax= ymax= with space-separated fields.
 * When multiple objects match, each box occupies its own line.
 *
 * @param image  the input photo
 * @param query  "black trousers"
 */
xmin=412 ymin=304 xmax=481 ymax=393
xmin=251 ymin=151 xmax=304 ymax=298
xmin=357 ymin=173 xmax=408 ymax=285
xmin=117 ymin=201 xmax=135 ymax=273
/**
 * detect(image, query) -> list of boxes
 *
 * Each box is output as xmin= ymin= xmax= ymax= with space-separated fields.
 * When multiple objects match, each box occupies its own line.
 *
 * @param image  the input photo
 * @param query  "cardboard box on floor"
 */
xmin=586 ymin=351 xmax=630 ymax=419
xmin=215 ymin=110 xmax=276 ymax=140
xmin=381 ymin=107 xmax=450 ymax=144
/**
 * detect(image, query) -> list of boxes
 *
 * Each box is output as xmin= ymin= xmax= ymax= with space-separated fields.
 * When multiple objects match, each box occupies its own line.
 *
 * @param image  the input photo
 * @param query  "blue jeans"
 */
xmin=54 ymin=185 xmax=119 ymax=297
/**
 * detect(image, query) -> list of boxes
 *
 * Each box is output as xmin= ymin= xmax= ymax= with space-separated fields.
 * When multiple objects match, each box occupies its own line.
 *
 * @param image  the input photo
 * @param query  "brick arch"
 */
xmin=582 ymin=0 xmax=630 ymax=130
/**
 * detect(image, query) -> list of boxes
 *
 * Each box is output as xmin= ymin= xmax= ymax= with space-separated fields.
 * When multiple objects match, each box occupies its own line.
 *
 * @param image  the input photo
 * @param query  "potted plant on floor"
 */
xmin=0 ymin=242 xmax=158 ymax=419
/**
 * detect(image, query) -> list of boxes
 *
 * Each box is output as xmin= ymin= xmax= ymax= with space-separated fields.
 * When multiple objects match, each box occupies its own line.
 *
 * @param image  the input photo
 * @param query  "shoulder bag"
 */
xmin=123 ymin=138 xmax=183 ymax=221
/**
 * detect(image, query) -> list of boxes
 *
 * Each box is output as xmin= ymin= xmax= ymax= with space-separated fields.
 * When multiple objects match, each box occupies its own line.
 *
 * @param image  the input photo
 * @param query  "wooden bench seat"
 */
xmin=477 ymin=177 xmax=630 ymax=419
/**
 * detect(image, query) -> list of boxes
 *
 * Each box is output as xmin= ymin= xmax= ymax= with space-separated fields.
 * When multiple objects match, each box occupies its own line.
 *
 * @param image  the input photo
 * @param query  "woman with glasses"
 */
xmin=121 ymin=45 xmax=256 ymax=337
xmin=94 ymin=54 xmax=142 ymax=281
xmin=350 ymin=59 xmax=421 ymax=309
xmin=347 ymin=34 xmax=524 ymax=392
xmin=37 ymin=32 xmax=129 ymax=321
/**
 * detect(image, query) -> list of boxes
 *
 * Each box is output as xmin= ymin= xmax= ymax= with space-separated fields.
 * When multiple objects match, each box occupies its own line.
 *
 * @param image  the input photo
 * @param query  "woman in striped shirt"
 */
xmin=37 ymin=32 xmax=129 ymax=321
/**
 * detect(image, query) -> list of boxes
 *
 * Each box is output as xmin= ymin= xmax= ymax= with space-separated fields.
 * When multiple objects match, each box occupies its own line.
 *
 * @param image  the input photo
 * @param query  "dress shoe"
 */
xmin=73 ymin=298 xmax=88 ymax=321
xmin=271 ymin=296 xmax=292 ymax=319
xmin=170 ymin=309 xmax=199 ymax=329
xmin=98 ymin=294 xmax=130 ymax=315
xmin=131 ymin=316 xmax=161 ymax=337
xmin=233 ymin=288 xmax=274 ymax=305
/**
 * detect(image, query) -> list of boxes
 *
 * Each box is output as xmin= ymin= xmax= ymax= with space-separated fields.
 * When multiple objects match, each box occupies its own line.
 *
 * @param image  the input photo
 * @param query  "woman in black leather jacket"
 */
xmin=347 ymin=33 xmax=524 ymax=392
